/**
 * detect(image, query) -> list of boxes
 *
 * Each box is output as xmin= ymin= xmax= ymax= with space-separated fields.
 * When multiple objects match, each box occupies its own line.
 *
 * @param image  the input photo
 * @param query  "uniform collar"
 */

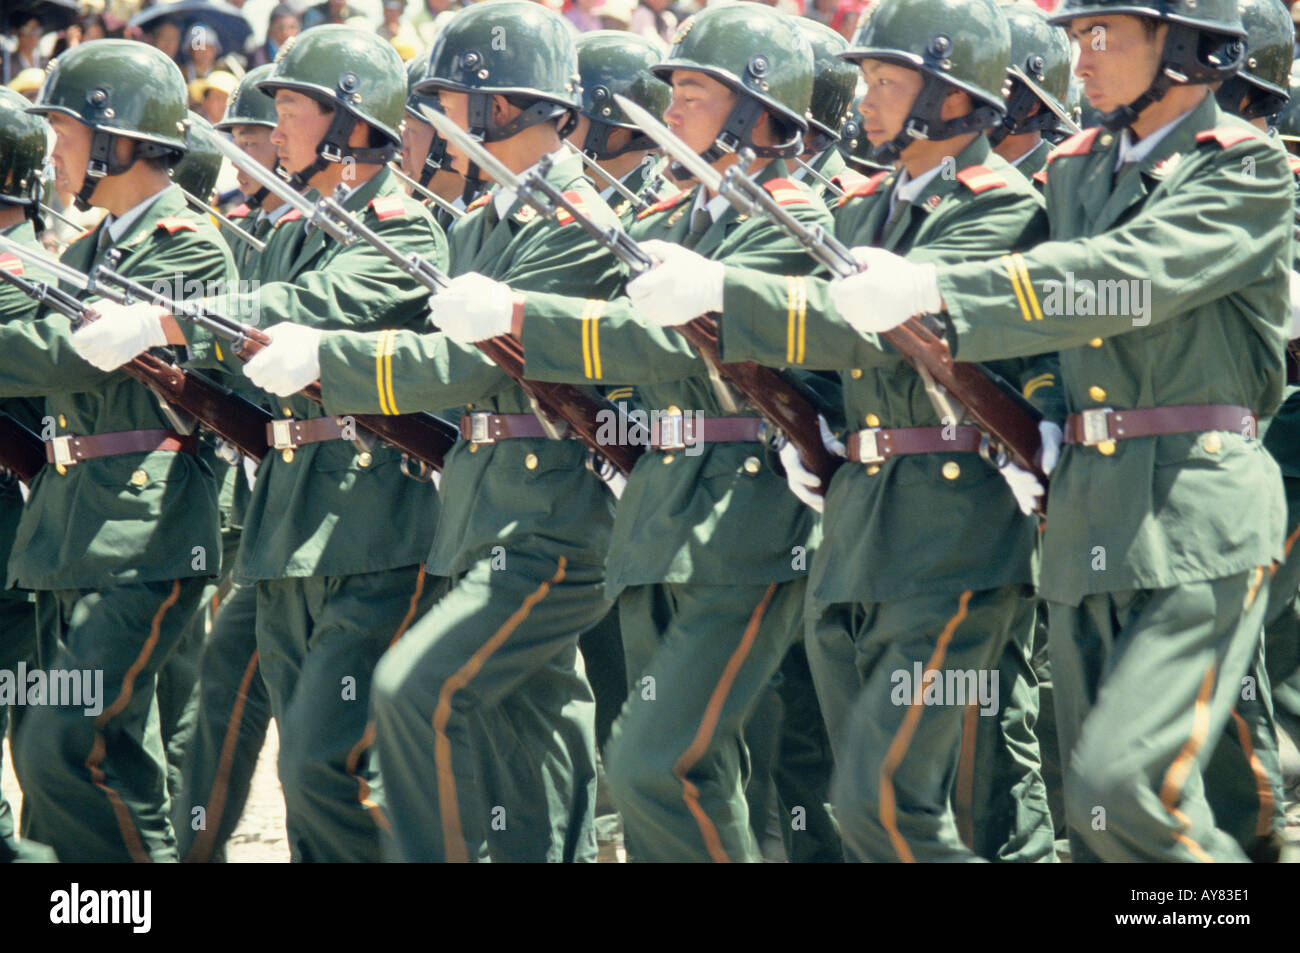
xmin=1115 ymin=105 xmax=1196 ymax=170
xmin=259 ymin=202 xmax=295 ymax=226
xmin=103 ymin=186 xmax=170 ymax=245
xmin=493 ymin=146 xmax=568 ymax=220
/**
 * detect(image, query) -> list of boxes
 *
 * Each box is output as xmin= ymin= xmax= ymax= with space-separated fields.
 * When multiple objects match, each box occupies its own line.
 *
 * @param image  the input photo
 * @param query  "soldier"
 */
xmin=1 ymin=39 xmax=234 ymax=863
xmin=217 ymin=0 xmax=627 ymax=863
xmin=400 ymin=48 xmax=468 ymax=229
xmin=830 ymin=0 xmax=1292 ymax=862
xmin=788 ymin=16 xmax=864 ymax=205
xmin=634 ymin=0 xmax=1059 ymax=864
xmin=0 ymin=87 xmax=57 ymax=863
xmin=73 ymin=26 xmax=447 ymax=863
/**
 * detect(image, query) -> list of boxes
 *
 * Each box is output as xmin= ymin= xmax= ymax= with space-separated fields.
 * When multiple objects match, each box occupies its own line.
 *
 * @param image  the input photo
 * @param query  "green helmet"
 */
xmin=405 ymin=48 xmax=451 ymax=187
xmin=574 ymin=30 xmax=671 ymax=160
xmin=28 ymin=39 xmax=188 ymax=207
xmin=791 ymin=16 xmax=859 ymax=145
xmin=841 ymin=0 xmax=1011 ymax=163
xmin=1215 ymin=0 xmax=1293 ymax=124
xmin=172 ymin=112 xmax=224 ymax=201
xmin=418 ymin=1 xmax=582 ymax=142
xmin=1049 ymin=0 xmax=1246 ymax=129
xmin=990 ymin=1 xmax=1074 ymax=144
xmin=1278 ymin=77 xmax=1300 ymax=142
xmin=216 ymin=64 xmax=278 ymax=132
xmin=0 ymin=87 xmax=49 ymax=218
xmin=256 ymin=25 xmax=406 ymax=187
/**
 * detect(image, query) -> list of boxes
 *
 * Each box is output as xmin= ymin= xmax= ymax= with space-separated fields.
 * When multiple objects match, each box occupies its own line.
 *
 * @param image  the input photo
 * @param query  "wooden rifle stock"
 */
xmin=0 ymin=412 xmax=46 ymax=483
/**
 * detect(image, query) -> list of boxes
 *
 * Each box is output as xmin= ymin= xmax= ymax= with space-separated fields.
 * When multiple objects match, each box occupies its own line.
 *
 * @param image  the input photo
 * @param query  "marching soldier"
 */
xmin=830 ymin=0 xmax=1292 ymax=862
xmin=788 ymin=16 xmax=864 ymax=205
xmin=5 ymin=39 xmax=234 ymax=862
xmin=73 ymin=26 xmax=447 ymax=863
xmin=400 ymin=48 xmax=468 ymax=229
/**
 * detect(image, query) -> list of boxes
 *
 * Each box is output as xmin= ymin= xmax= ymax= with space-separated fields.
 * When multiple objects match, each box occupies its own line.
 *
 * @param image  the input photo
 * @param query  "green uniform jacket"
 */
xmin=934 ymin=96 xmax=1291 ymax=605
xmin=316 ymin=151 xmax=624 ymax=577
xmin=1010 ymin=139 xmax=1051 ymax=182
xmin=519 ymin=160 xmax=832 ymax=595
xmin=180 ymin=168 xmax=446 ymax=583
xmin=720 ymin=136 xmax=1047 ymax=604
xmin=795 ymin=146 xmax=851 ymax=210
xmin=219 ymin=202 xmax=274 ymax=280
xmin=0 ymin=185 xmax=232 ymax=590
xmin=1262 ymin=160 xmax=1300 ymax=480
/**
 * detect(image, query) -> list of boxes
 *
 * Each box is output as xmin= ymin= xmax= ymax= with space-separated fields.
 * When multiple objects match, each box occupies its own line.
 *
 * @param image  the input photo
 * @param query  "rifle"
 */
xmin=616 ymin=94 xmax=1049 ymax=498
xmin=0 ymin=247 xmax=272 ymax=462
xmin=0 ymin=411 xmax=46 ymax=483
xmin=179 ymin=187 xmax=267 ymax=253
xmin=427 ymin=107 xmax=844 ymax=486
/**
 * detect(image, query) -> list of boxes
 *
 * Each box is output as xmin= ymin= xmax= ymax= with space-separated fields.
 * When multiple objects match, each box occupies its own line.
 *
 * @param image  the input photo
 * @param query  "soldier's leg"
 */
xmin=370 ymin=551 xmax=609 ymax=862
xmin=604 ymin=579 xmax=803 ymax=863
xmin=257 ymin=564 xmax=440 ymax=862
xmin=1029 ymin=606 xmax=1066 ymax=838
xmin=830 ymin=586 xmax=1027 ymax=863
xmin=1051 ymin=569 xmax=1267 ymax=863
xmin=578 ymin=607 xmax=625 ymax=753
xmin=174 ymin=582 xmax=269 ymax=862
xmin=741 ymin=676 xmax=783 ymax=856
xmin=961 ymin=597 xmax=1055 ymax=862
xmin=803 ymin=599 xmax=867 ymax=761
xmin=0 ymin=596 xmax=45 ymax=861
xmin=155 ymin=582 xmax=214 ymax=801
xmin=15 ymin=579 xmax=207 ymax=862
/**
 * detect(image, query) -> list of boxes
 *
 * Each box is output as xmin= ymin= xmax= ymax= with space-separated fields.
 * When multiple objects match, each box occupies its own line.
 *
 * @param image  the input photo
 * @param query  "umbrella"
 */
xmin=129 ymin=1 xmax=253 ymax=54
xmin=3 ymin=0 xmax=80 ymax=32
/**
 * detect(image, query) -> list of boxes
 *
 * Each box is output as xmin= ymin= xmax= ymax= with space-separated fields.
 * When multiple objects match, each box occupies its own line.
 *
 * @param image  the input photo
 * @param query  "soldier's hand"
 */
xmin=1038 ymin=420 xmax=1063 ymax=475
xmin=626 ymin=240 xmax=723 ymax=327
xmin=778 ymin=439 xmax=825 ymax=513
xmin=997 ymin=459 xmax=1045 ymax=516
xmin=71 ymin=300 xmax=170 ymax=371
xmin=829 ymin=247 xmax=942 ymax=335
xmin=243 ymin=322 xmax=323 ymax=397
xmin=430 ymin=273 xmax=514 ymax=344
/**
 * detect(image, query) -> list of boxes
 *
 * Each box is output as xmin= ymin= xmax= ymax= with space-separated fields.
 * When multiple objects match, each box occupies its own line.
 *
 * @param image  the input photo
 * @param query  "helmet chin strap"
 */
xmin=870 ymin=77 xmax=1000 ymax=165
xmin=419 ymin=129 xmax=449 ymax=188
xmin=670 ymin=96 xmax=802 ymax=182
xmin=281 ymin=105 xmax=398 ymax=192
xmin=989 ymin=82 xmax=1060 ymax=146
xmin=76 ymin=129 xmax=175 ymax=212
xmin=1214 ymin=78 xmax=1287 ymax=126
xmin=458 ymin=91 xmax=579 ymax=202
xmin=580 ymin=117 xmax=656 ymax=161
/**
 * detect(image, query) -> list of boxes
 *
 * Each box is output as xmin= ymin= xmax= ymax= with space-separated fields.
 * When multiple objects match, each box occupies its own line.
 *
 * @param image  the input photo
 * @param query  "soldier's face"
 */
xmin=47 ymin=114 xmax=91 ymax=196
xmin=271 ymin=90 xmax=333 ymax=178
xmin=401 ymin=117 xmax=435 ymax=178
xmin=1068 ymin=16 xmax=1168 ymax=116
xmin=232 ymin=125 xmax=277 ymax=192
xmin=857 ymin=60 xmax=923 ymax=147
xmin=663 ymin=71 xmax=739 ymax=157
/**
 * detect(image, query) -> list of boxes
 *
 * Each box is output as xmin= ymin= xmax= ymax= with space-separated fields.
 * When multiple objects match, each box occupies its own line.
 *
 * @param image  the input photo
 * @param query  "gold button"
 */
xmin=57 ymin=414 xmax=66 ymax=428
xmin=524 ymin=453 xmax=538 ymax=470
xmin=941 ymin=461 xmax=961 ymax=480
xmin=743 ymin=456 xmax=761 ymax=474
xmin=465 ymin=402 xmax=474 ymax=410
xmin=55 ymin=463 xmax=67 ymax=475
xmin=1099 ymin=133 xmax=1114 ymax=147
xmin=281 ymin=448 xmax=294 ymax=463
xmin=1088 ymin=337 xmax=1103 ymax=348
xmin=1202 ymin=433 xmax=1222 ymax=454
xmin=357 ymin=451 xmax=373 ymax=468
xmin=1097 ymin=440 xmax=1116 ymax=456
xmin=866 ymin=464 xmax=880 ymax=476
xmin=661 ymin=453 xmax=675 ymax=465
xmin=130 ymin=468 xmax=148 ymax=487
xmin=282 ymin=407 xmax=293 ymax=418
xmin=865 ymin=413 xmax=880 ymax=427
xmin=666 ymin=405 xmax=681 ymax=416
xmin=850 ymin=368 xmax=863 ymax=379
xmin=1088 ymin=385 xmax=1106 ymax=402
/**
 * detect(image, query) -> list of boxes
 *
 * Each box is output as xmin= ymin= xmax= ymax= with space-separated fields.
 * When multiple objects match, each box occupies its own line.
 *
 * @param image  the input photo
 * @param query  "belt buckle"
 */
xmin=270 ymin=419 xmax=296 ymax=450
xmin=468 ymin=412 xmax=495 ymax=445
xmin=1079 ymin=407 xmax=1113 ymax=446
xmin=658 ymin=410 xmax=686 ymax=451
xmin=49 ymin=435 xmax=76 ymax=467
xmin=855 ymin=428 xmax=884 ymax=465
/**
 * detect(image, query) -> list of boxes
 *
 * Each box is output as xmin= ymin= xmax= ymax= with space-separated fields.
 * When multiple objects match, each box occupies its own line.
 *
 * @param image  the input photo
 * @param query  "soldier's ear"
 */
xmin=939 ymin=88 xmax=974 ymax=123
xmin=491 ymin=93 xmax=519 ymax=126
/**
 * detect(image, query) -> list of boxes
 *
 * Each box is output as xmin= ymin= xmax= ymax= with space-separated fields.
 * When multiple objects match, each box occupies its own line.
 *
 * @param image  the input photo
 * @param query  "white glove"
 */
xmin=998 ymin=460 xmax=1044 ymax=515
xmin=626 ymin=239 xmax=724 ymax=328
xmin=1038 ymin=420 xmax=1063 ymax=476
xmin=243 ymin=322 xmax=323 ymax=397
xmin=429 ymin=272 xmax=514 ymax=344
xmin=777 ymin=415 xmax=845 ymax=514
xmin=1289 ymin=269 xmax=1300 ymax=338
xmin=829 ymin=247 xmax=942 ymax=335
xmin=71 ymin=299 xmax=170 ymax=371
xmin=601 ymin=470 xmax=627 ymax=500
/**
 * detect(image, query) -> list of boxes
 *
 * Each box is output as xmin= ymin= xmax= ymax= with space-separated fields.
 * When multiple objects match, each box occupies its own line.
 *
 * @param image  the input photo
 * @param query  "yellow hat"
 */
xmin=189 ymin=69 xmax=239 ymax=101
xmin=6 ymin=67 xmax=45 ymax=97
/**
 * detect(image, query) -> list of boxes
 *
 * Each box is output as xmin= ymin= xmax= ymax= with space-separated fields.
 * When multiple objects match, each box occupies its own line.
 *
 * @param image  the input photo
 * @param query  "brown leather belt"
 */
xmin=45 ymin=429 xmax=198 ymax=466
xmin=460 ymin=412 xmax=565 ymax=443
xmin=266 ymin=416 xmax=348 ymax=450
xmin=847 ymin=425 xmax=982 ymax=464
xmin=1064 ymin=404 xmax=1253 ymax=447
xmin=647 ymin=416 xmax=763 ymax=449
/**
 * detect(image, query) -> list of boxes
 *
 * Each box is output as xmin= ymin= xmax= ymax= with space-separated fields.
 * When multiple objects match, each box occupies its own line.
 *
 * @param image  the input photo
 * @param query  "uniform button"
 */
xmin=1088 ymin=385 xmax=1106 ymax=402
xmin=1201 ymin=433 xmax=1222 ymax=454
xmin=1097 ymin=440 xmax=1116 ymax=456
xmin=1088 ymin=337 xmax=1103 ymax=348
xmin=941 ymin=461 xmax=961 ymax=480
xmin=864 ymin=413 xmax=880 ymax=427
xmin=743 ymin=456 xmax=761 ymax=474
xmin=465 ymin=402 xmax=474 ymax=409
xmin=666 ymin=405 xmax=681 ymax=416
xmin=661 ymin=453 xmax=675 ymax=465
xmin=55 ymin=463 xmax=67 ymax=475
xmin=57 ymin=414 xmax=67 ymax=428
xmin=281 ymin=448 xmax=294 ymax=463
xmin=282 ymin=407 xmax=293 ymax=417
xmin=1099 ymin=133 xmax=1114 ymax=147
xmin=357 ymin=451 xmax=373 ymax=468
xmin=130 ymin=469 xmax=148 ymax=487
xmin=469 ymin=443 xmax=479 ymax=453
xmin=865 ymin=464 xmax=880 ymax=476
xmin=850 ymin=368 xmax=863 ymax=379
xmin=524 ymin=453 xmax=538 ymax=470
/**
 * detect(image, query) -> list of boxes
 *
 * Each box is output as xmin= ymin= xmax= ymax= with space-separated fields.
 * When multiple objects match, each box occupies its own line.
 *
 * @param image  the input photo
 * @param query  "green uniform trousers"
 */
xmin=1264 ymin=476 xmax=1300 ymax=745
xmin=156 ymin=583 xmax=210 ymax=802
xmin=605 ymin=579 xmax=805 ymax=863
xmin=256 ymin=564 xmax=442 ymax=863
xmin=15 ymin=578 xmax=207 ymax=862
xmin=1048 ymin=567 xmax=1269 ymax=863
xmin=174 ymin=582 xmax=270 ymax=862
xmin=0 ymin=596 xmax=44 ymax=862
xmin=814 ymin=585 xmax=1034 ymax=862
xmin=1029 ymin=609 xmax=1065 ymax=837
xmin=370 ymin=551 xmax=607 ymax=863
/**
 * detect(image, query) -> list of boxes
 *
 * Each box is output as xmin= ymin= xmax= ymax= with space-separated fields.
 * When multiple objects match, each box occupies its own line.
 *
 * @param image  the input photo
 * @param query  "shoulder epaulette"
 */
xmin=837 ymin=170 xmax=890 ymax=207
xmin=369 ymin=194 xmax=407 ymax=220
xmin=466 ymin=192 xmax=492 ymax=212
xmin=229 ymin=203 xmax=251 ymax=219
xmin=1032 ymin=169 xmax=1048 ymax=185
xmin=1288 ymin=155 xmax=1300 ymax=176
xmin=956 ymin=165 xmax=1007 ymax=194
xmin=0 ymin=253 xmax=22 ymax=276
xmin=636 ymin=188 xmax=691 ymax=220
xmin=155 ymin=216 xmax=199 ymax=235
xmin=554 ymin=191 xmax=590 ymax=226
xmin=1195 ymin=126 xmax=1258 ymax=149
xmin=829 ymin=169 xmax=869 ymax=194
xmin=762 ymin=177 xmax=809 ymax=206
xmin=1046 ymin=127 xmax=1101 ymax=163
xmin=275 ymin=208 xmax=303 ymax=228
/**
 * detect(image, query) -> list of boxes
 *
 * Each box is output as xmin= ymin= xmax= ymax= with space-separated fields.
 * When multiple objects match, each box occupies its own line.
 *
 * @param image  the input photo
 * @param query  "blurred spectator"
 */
xmin=804 ymin=0 xmax=837 ymax=26
xmin=565 ymin=0 xmax=603 ymax=32
xmin=9 ymin=15 xmax=45 ymax=71
xmin=628 ymin=0 xmax=677 ymax=48
xmin=592 ymin=0 xmax=636 ymax=29
xmin=828 ymin=0 xmax=868 ymax=39
xmin=6 ymin=67 xmax=45 ymax=101
xmin=183 ymin=23 xmax=222 ymax=79
xmin=190 ymin=69 xmax=238 ymax=122
xmin=378 ymin=0 xmax=421 ymax=60
xmin=411 ymin=0 xmax=460 ymax=48
xmin=249 ymin=4 xmax=302 ymax=66
xmin=302 ymin=0 xmax=362 ymax=30
xmin=147 ymin=19 xmax=184 ymax=62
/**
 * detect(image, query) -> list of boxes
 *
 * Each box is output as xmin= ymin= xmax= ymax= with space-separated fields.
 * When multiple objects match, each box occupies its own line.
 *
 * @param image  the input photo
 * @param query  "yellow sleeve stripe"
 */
xmin=375 ymin=330 xmax=399 ymax=416
xmin=214 ymin=340 xmax=224 ymax=363
xmin=1002 ymin=255 xmax=1033 ymax=322
xmin=375 ymin=330 xmax=391 ymax=415
xmin=1011 ymin=254 xmax=1042 ymax=321
xmin=384 ymin=330 xmax=399 ymax=415
xmin=580 ymin=299 xmax=604 ymax=380
xmin=794 ymin=276 xmax=807 ymax=365
xmin=1023 ymin=372 xmax=1055 ymax=398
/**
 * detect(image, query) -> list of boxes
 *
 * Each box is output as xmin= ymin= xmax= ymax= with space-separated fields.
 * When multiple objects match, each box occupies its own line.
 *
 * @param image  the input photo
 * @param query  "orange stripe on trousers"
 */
xmin=1158 ymin=663 xmax=1218 ymax=863
xmin=1228 ymin=708 xmax=1275 ymax=839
